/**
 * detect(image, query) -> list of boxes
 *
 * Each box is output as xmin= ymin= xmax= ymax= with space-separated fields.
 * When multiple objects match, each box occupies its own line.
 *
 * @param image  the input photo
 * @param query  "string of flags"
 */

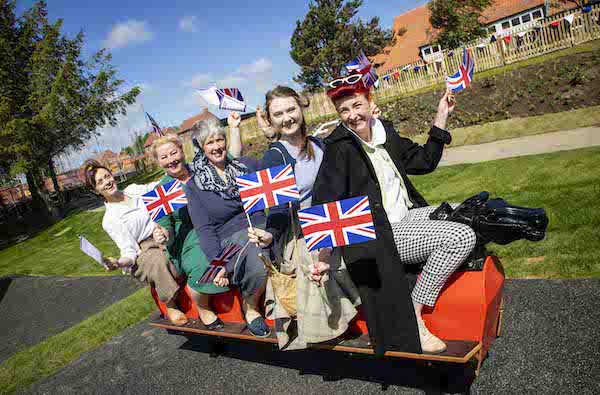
xmin=378 ymin=6 xmax=599 ymax=84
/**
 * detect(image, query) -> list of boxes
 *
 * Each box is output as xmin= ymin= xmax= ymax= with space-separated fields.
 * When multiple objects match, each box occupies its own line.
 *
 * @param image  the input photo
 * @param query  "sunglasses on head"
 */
xmin=328 ymin=74 xmax=363 ymax=88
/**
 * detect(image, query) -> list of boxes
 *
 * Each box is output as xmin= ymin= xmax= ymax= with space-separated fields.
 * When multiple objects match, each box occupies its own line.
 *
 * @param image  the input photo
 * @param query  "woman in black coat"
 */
xmin=312 ymin=79 xmax=476 ymax=356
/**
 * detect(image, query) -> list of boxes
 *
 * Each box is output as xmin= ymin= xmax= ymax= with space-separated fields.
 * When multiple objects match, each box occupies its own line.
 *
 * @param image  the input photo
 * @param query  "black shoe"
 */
xmin=205 ymin=317 xmax=224 ymax=330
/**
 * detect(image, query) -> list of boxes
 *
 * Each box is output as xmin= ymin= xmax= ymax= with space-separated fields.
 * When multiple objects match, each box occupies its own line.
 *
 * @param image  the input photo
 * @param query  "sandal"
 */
xmin=245 ymin=316 xmax=271 ymax=338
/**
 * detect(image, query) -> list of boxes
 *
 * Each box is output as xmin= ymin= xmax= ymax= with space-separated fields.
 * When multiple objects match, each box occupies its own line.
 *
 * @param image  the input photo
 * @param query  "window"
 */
xmin=423 ymin=47 xmax=432 ymax=56
xmin=502 ymin=21 xmax=511 ymax=30
xmin=511 ymin=17 xmax=521 ymax=27
xmin=489 ymin=25 xmax=498 ymax=33
xmin=532 ymin=10 xmax=543 ymax=19
xmin=432 ymin=45 xmax=441 ymax=53
xmin=522 ymin=14 xmax=531 ymax=23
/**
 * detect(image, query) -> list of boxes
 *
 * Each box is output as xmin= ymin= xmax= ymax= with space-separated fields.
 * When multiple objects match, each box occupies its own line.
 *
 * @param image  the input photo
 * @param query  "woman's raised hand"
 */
xmin=255 ymin=106 xmax=277 ymax=141
xmin=247 ymin=227 xmax=274 ymax=248
xmin=433 ymin=89 xmax=456 ymax=130
xmin=228 ymin=111 xmax=242 ymax=128
xmin=152 ymin=223 xmax=169 ymax=244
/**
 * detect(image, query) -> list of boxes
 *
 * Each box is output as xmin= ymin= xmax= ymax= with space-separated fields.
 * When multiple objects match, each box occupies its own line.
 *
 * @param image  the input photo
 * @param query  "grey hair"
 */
xmin=191 ymin=118 xmax=227 ymax=149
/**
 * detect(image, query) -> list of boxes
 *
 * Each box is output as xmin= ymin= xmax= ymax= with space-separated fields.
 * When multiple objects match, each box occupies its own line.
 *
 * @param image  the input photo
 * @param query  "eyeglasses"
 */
xmin=328 ymin=74 xmax=363 ymax=88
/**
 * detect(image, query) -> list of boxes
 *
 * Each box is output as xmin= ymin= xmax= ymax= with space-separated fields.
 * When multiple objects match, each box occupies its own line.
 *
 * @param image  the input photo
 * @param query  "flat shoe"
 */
xmin=245 ymin=316 xmax=271 ymax=338
xmin=166 ymin=308 xmax=189 ymax=327
xmin=205 ymin=317 xmax=225 ymax=330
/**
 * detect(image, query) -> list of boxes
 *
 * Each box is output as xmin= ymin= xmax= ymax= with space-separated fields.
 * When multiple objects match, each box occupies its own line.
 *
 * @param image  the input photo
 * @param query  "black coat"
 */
xmin=312 ymin=120 xmax=451 ymax=356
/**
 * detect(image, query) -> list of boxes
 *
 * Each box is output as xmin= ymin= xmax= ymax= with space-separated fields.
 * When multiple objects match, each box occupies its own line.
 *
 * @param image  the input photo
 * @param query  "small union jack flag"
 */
xmin=197 ymin=243 xmax=242 ymax=284
xmin=236 ymin=164 xmax=299 ymax=214
xmin=141 ymin=179 xmax=188 ymax=221
xmin=297 ymin=196 xmax=376 ymax=252
xmin=219 ymin=88 xmax=244 ymax=103
xmin=145 ymin=112 xmax=164 ymax=136
xmin=445 ymin=47 xmax=475 ymax=92
xmin=346 ymin=50 xmax=379 ymax=89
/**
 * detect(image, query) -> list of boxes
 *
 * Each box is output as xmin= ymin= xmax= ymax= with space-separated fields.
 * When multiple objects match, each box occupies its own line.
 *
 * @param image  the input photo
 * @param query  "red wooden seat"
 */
xmin=149 ymin=255 xmax=504 ymax=371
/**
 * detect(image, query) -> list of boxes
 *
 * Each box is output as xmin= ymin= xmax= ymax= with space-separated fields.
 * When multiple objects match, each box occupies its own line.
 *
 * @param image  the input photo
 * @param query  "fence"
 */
xmin=263 ymin=4 xmax=600 ymax=127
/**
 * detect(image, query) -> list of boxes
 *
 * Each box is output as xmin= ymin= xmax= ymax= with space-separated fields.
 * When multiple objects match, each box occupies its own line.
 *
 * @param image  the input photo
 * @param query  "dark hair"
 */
xmin=265 ymin=86 xmax=314 ymax=161
xmin=83 ymin=159 xmax=111 ymax=192
xmin=326 ymin=79 xmax=371 ymax=103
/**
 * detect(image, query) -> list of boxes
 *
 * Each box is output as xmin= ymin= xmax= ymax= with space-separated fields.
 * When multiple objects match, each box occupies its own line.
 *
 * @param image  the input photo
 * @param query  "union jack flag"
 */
xmin=197 ymin=85 xmax=247 ymax=112
xmin=346 ymin=50 xmax=379 ymax=89
xmin=141 ymin=179 xmax=188 ymax=221
xmin=236 ymin=164 xmax=299 ymax=214
xmin=219 ymin=88 xmax=244 ymax=103
xmin=445 ymin=47 xmax=475 ymax=92
xmin=297 ymin=196 xmax=376 ymax=252
xmin=145 ymin=112 xmax=164 ymax=136
xmin=197 ymin=243 xmax=242 ymax=284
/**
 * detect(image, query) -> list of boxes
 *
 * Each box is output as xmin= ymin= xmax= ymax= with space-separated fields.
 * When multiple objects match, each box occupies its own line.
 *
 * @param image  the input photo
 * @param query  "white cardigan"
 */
xmin=102 ymin=182 xmax=159 ymax=262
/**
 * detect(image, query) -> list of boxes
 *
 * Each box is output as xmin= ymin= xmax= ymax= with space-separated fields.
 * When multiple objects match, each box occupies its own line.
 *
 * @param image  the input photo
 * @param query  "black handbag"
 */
xmin=429 ymin=191 xmax=549 ymax=270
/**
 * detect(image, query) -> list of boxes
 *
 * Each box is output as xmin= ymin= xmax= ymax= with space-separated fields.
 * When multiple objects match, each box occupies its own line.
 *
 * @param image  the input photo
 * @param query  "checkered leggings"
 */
xmin=390 ymin=204 xmax=476 ymax=307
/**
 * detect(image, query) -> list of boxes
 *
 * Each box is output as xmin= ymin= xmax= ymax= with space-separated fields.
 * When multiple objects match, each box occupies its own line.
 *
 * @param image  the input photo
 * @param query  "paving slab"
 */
xmin=439 ymin=127 xmax=600 ymax=166
xmin=0 ymin=275 xmax=143 ymax=362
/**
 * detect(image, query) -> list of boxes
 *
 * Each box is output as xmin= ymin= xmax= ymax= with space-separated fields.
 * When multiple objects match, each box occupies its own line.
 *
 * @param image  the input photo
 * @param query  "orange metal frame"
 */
xmin=151 ymin=255 xmax=504 ymax=364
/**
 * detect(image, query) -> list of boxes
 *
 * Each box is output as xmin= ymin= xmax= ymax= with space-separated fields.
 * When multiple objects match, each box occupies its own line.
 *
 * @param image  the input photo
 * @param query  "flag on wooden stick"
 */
xmin=236 ymin=164 xmax=299 ymax=214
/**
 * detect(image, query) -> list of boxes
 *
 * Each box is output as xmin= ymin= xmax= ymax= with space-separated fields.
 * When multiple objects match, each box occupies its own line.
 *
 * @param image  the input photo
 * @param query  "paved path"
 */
xmin=0 ymin=275 xmax=142 ymax=362
xmin=439 ymin=127 xmax=600 ymax=166
xmin=22 ymin=279 xmax=600 ymax=395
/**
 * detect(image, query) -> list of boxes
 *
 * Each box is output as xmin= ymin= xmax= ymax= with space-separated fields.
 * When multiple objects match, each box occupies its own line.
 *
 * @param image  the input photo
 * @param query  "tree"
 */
xmin=0 ymin=1 xmax=139 ymax=212
xmin=428 ymin=0 xmax=495 ymax=51
xmin=290 ymin=0 xmax=403 ymax=91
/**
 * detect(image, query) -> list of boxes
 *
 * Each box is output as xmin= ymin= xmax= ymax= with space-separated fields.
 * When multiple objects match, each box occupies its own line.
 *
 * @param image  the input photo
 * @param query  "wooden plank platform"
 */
xmin=149 ymin=317 xmax=481 ymax=364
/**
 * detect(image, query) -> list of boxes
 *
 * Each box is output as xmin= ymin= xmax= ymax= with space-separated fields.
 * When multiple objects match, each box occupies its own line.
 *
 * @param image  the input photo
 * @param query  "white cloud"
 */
xmin=239 ymin=57 xmax=273 ymax=75
xmin=103 ymin=20 xmax=152 ymax=50
xmin=178 ymin=15 xmax=199 ymax=32
xmin=218 ymin=75 xmax=247 ymax=87
xmin=187 ymin=73 xmax=212 ymax=88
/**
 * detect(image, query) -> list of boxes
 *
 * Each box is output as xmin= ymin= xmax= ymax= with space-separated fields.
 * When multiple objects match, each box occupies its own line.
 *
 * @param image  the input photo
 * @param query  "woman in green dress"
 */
xmin=150 ymin=111 xmax=244 ymax=328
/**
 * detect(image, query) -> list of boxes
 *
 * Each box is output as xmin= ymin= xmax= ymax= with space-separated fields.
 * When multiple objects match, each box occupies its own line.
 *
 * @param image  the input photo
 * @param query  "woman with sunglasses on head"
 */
xmin=312 ymin=72 xmax=476 ymax=356
xmin=83 ymin=160 xmax=188 ymax=326
xmin=248 ymin=86 xmax=361 ymax=350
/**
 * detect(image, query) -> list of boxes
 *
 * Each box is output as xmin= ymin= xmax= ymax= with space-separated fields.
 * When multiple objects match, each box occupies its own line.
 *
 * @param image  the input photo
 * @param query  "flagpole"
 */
xmin=140 ymin=96 xmax=151 ymax=133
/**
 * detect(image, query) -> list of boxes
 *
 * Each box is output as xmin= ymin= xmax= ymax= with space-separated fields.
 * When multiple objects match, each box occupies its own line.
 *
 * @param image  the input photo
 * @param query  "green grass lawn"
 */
xmin=410 ymin=146 xmax=600 ymax=279
xmin=0 ymin=169 xmax=165 ymax=277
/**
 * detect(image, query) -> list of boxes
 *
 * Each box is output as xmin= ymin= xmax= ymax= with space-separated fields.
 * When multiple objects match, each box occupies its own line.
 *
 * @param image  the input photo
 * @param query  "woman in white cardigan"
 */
xmin=84 ymin=159 xmax=187 ymax=326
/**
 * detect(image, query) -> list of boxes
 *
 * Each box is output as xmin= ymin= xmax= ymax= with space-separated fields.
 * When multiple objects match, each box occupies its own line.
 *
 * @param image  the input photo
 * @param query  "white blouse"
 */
xmin=102 ymin=182 xmax=159 ymax=262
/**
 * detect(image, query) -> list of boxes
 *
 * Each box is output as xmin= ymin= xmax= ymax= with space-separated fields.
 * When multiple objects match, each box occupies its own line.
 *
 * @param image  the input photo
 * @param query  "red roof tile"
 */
xmin=143 ymin=133 xmax=157 ymax=148
xmin=481 ymin=0 xmax=545 ymax=23
xmin=179 ymin=109 xmax=218 ymax=134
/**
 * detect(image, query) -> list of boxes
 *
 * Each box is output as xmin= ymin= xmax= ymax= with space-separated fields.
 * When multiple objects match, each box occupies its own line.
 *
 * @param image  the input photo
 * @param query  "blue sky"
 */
xmin=15 ymin=0 xmax=427 ymax=167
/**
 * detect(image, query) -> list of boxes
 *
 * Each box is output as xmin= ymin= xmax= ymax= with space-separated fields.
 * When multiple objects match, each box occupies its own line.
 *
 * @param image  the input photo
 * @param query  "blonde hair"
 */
xmin=150 ymin=134 xmax=183 ymax=159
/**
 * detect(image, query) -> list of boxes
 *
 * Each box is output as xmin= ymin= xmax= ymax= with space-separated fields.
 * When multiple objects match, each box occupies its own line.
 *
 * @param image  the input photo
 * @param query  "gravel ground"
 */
xmin=0 ymin=275 xmax=142 ymax=362
xmin=20 ymin=279 xmax=600 ymax=395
